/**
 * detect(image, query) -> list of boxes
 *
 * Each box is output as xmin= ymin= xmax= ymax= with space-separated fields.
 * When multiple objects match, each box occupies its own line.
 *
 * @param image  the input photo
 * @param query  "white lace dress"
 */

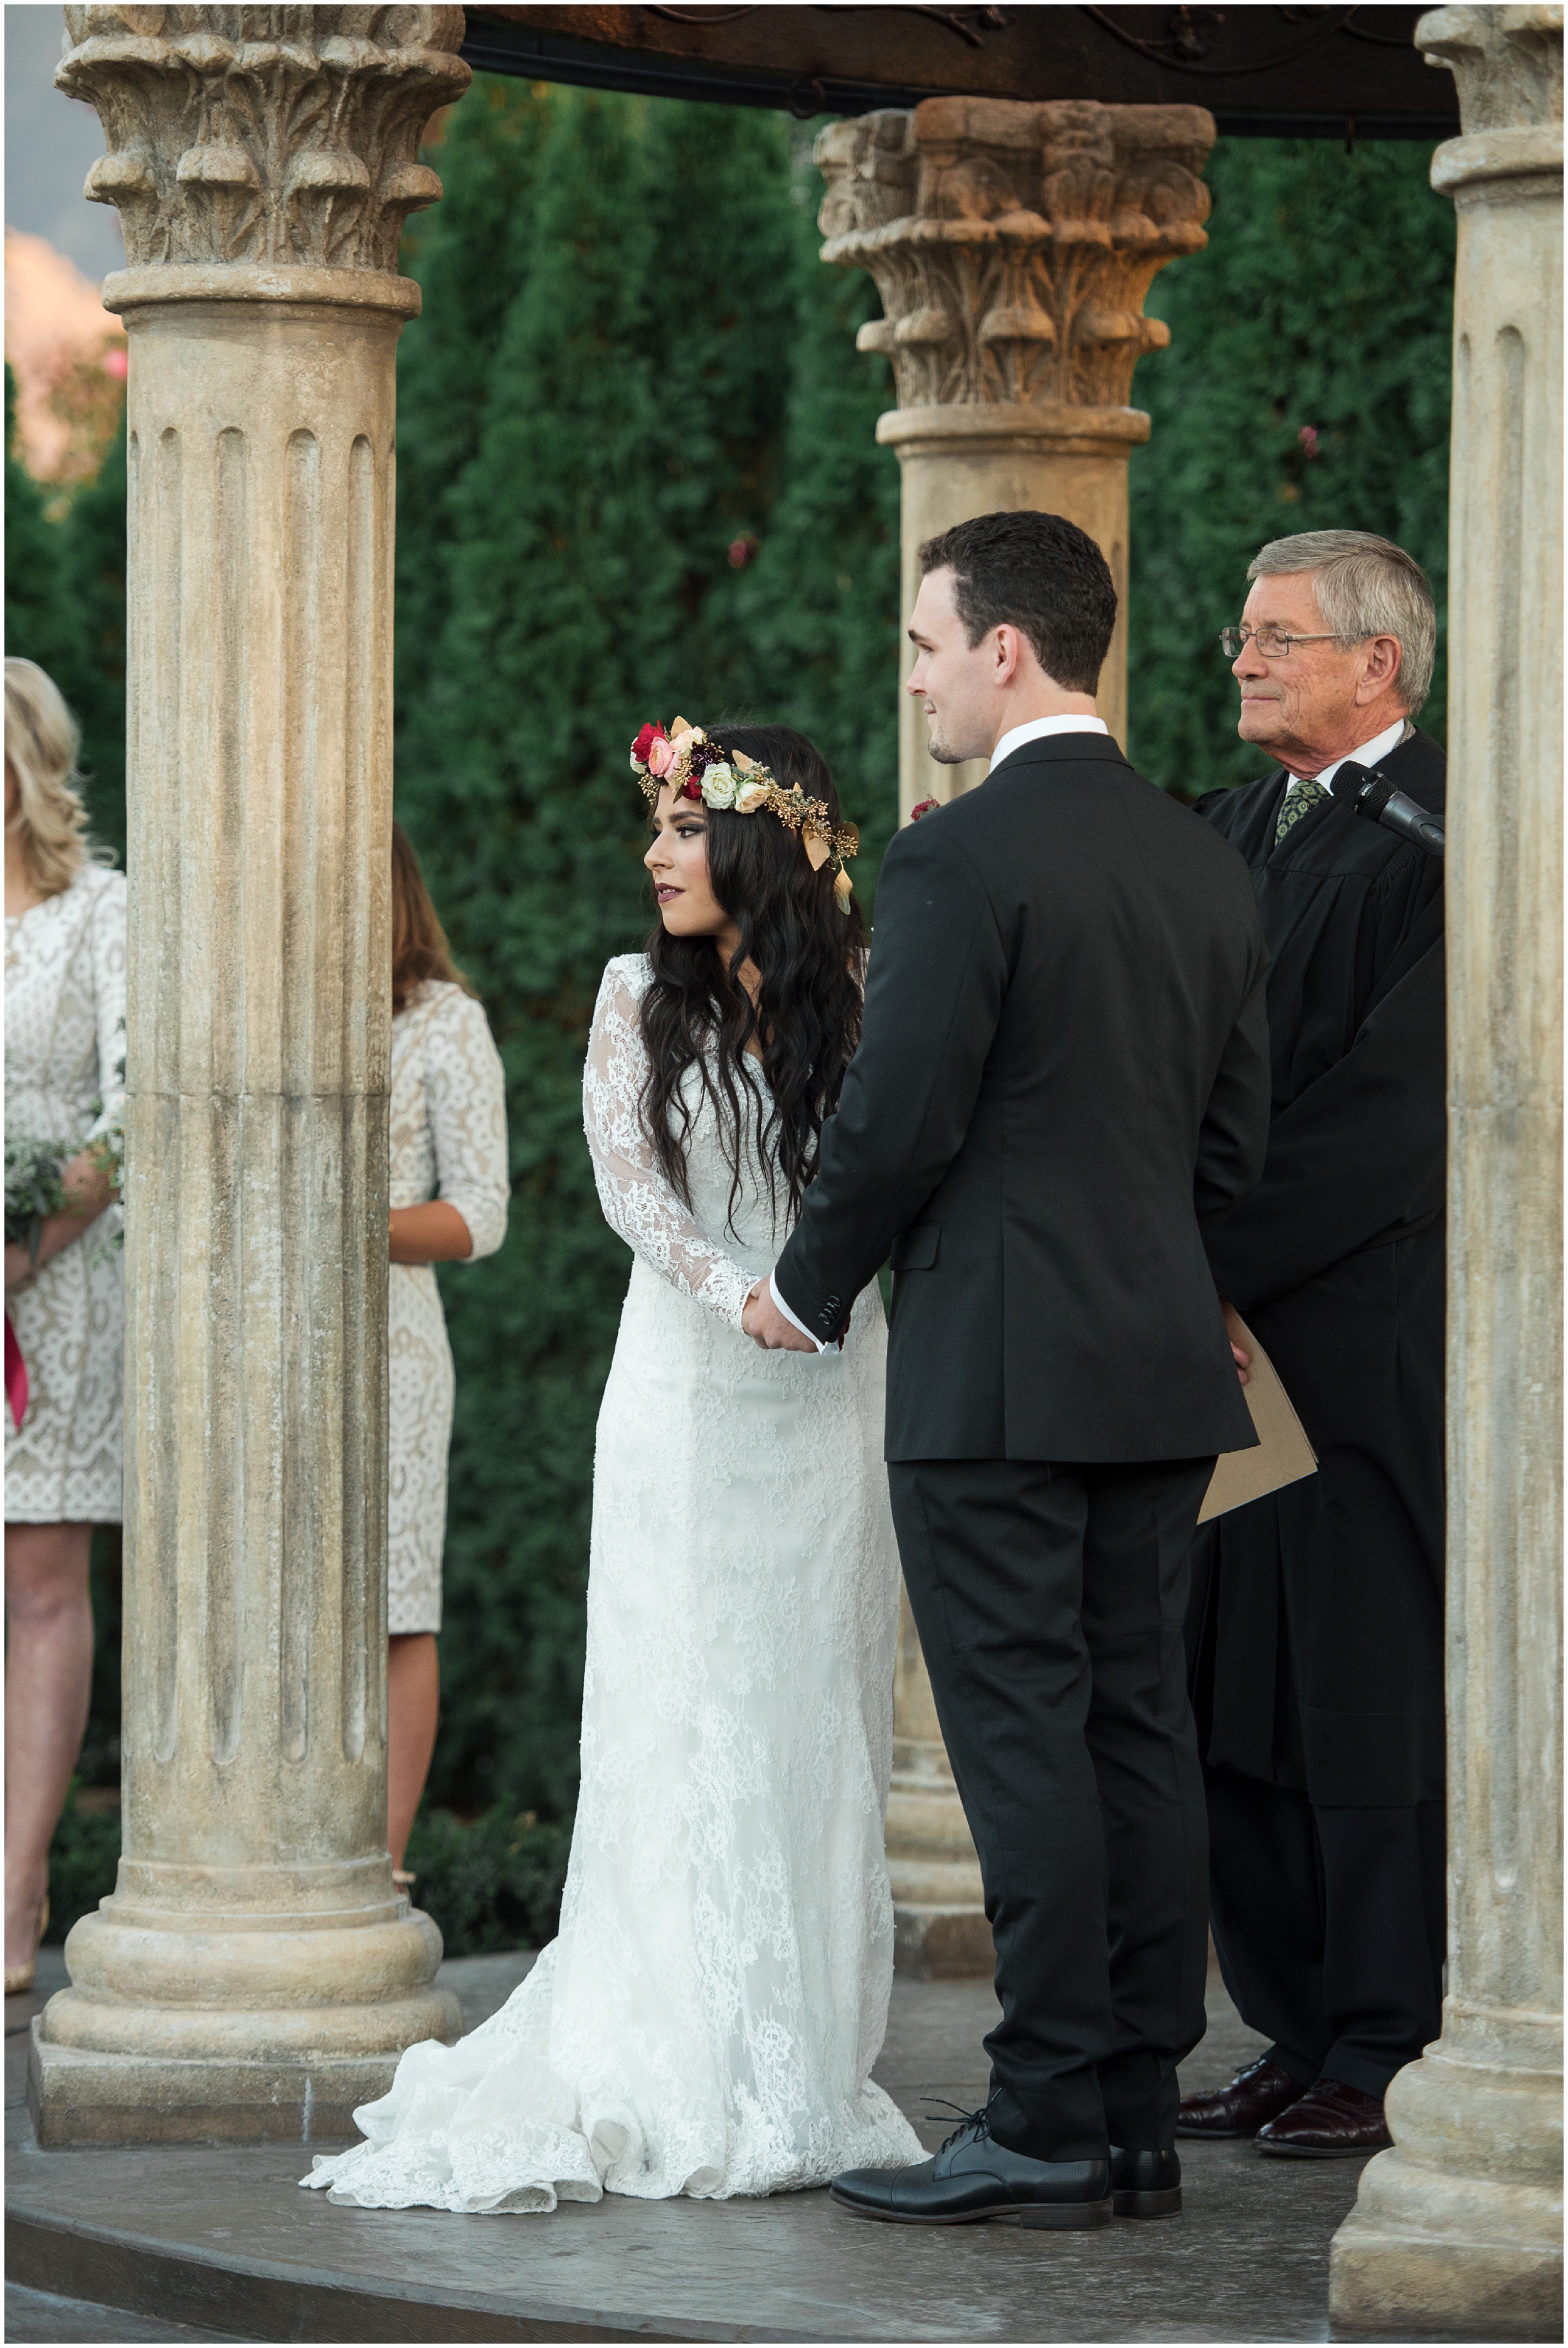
xmin=4 ymin=864 xmax=126 ymax=1524
xmin=387 ymin=980 xmax=510 ymax=1634
xmin=304 ymin=952 xmax=919 ymax=2213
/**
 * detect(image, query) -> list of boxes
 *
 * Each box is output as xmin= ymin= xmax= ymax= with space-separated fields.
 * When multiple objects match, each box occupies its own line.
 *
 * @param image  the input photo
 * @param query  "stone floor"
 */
xmin=6 ymin=1946 xmax=1375 ymax=2344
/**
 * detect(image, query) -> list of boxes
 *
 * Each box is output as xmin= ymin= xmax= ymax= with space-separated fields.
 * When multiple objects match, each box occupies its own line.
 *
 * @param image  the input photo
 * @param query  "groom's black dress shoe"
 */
xmin=1108 ymin=2145 xmax=1182 ymax=2219
xmin=830 ymin=2112 xmax=1112 ymax=2230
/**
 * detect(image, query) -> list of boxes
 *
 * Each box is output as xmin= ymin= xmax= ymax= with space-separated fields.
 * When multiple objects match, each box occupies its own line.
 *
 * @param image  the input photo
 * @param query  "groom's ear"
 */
xmin=991 ymin=623 xmax=1033 ymax=688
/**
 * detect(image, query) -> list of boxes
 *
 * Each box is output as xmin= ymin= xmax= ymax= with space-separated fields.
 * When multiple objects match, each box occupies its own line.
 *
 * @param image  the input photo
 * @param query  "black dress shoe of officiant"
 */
xmin=1254 ymin=2077 xmax=1393 ymax=2159
xmin=1176 ymin=2057 xmax=1302 ymax=2140
xmin=1108 ymin=2145 xmax=1182 ymax=2218
xmin=830 ymin=2113 xmax=1112 ymax=2230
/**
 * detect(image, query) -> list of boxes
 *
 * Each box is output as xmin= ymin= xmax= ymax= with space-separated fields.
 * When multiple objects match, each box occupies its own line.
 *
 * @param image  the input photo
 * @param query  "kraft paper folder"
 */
xmin=1198 ymin=1307 xmax=1317 ymax=1525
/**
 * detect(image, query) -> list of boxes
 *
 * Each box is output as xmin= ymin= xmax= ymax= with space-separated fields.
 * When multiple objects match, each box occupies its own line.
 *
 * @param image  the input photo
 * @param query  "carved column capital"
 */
xmin=1419 ymin=3 xmax=1562 ymax=130
xmin=815 ymin=96 xmax=1214 ymax=415
xmin=56 ymin=5 xmax=469 ymax=293
xmin=1420 ymin=4 xmax=1563 ymax=196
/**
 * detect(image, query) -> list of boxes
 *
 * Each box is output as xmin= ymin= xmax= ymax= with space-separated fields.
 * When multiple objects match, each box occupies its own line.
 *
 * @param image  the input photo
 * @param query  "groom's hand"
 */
xmin=743 ymin=1278 xmax=818 ymax=1353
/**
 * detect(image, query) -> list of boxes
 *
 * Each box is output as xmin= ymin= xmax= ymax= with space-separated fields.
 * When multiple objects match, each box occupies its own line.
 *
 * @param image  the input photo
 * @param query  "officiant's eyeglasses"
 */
xmin=1220 ymin=625 xmax=1347 ymax=659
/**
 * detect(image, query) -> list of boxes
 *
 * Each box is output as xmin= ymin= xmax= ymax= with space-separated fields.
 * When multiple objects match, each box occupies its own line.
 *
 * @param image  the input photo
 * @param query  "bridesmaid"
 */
xmin=4 ymin=659 xmax=125 ymax=1992
xmin=386 ymin=822 xmax=509 ymax=1882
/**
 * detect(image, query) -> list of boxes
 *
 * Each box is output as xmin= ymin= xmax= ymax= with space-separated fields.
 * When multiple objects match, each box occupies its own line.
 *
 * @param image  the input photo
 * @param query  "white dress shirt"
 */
xmin=989 ymin=713 xmax=1110 ymax=773
xmin=765 ymin=713 xmax=1113 ymax=1349
xmin=1282 ymin=713 xmax=1409 ymax=805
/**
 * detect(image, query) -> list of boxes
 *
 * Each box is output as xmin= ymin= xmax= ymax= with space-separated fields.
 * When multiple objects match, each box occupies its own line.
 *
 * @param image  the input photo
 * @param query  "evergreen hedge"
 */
xmin=5 ymin=369 xmax=129 ymax=863
xmin=14 ymin=93 xmax=1456 ymax=1875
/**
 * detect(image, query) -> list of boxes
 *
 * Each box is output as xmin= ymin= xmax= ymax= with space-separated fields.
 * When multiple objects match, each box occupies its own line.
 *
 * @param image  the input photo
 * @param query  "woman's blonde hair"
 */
xmin=4 ymin=659 xmax=100 ymax=897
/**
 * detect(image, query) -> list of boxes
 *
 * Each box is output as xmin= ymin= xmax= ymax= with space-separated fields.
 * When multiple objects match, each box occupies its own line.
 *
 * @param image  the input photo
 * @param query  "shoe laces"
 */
xmin=922 ymin=2095 xmax=997 ymax=2153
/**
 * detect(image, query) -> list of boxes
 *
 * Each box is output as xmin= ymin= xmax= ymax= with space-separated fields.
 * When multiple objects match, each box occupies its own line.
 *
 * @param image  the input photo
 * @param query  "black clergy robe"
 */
xmin=1187 ymin=727 xmax=1446 ymax=1810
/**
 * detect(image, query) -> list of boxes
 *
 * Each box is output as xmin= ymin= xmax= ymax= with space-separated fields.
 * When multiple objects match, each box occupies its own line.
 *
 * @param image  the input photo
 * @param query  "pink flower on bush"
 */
xmin=1298 ymin=424 xmax=1321 ymax=459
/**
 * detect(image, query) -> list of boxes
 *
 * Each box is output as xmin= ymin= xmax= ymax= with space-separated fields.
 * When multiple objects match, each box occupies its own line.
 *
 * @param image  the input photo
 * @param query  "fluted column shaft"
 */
xmin=29 ymin=4 xmax=470 ymax=2147
xmin=1331 ymin=8 xmax=1563 ymax=2335
xmin=817 ymin=97 xmax=1214 ymax=814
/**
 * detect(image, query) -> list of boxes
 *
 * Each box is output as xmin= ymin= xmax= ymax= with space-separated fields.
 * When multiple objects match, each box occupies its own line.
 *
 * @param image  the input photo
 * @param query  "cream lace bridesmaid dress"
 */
xmin=4 ymin=863 xmax=126 ymax=1524
xmin=386 ymin=979 xmax=510 ymax=1634
xmin=304 ymin=952 xmax=920 ymax=2213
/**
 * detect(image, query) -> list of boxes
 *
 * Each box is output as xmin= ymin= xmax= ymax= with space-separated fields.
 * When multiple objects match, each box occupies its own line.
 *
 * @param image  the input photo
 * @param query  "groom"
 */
xmin=746 ymin=510 xmax=1272 ymax=2228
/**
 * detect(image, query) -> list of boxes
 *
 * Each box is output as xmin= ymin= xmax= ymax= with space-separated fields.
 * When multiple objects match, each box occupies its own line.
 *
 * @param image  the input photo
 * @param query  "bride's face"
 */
xmin=645 ymin=785 xmax=729 ymax=940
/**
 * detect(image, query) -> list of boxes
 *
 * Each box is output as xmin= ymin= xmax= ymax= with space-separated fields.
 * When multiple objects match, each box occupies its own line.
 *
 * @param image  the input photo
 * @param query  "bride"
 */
xmin=304 ymin=719 xmax=922 ymax=2214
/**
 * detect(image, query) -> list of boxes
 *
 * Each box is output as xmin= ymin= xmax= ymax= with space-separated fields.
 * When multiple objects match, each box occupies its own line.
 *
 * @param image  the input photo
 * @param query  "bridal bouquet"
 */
xmin=4 ymin=1134 xmax=74 ymax=1433
xmin=5 ymin=1117 xmax=124 ymax=1263
xmin=5 ymin=1132 xmax=80 ymax=1266
xmin=5 ymin=1087 xmax=125 ymax=1431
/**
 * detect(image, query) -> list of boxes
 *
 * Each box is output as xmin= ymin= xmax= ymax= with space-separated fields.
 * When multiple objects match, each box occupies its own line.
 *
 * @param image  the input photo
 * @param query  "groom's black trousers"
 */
xmin=889 ymin=1455 xmax=1214 ymax=2164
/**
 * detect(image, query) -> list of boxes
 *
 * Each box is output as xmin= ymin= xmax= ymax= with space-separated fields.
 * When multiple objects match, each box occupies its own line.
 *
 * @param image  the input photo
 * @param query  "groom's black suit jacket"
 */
xmin=773 ymin=733 xmax=1272 ymax=1463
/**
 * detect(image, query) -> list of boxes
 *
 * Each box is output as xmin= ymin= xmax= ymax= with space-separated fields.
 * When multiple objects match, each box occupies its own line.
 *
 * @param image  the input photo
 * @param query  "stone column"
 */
xmin=819 ymin=96 xmax=1214 ymax=1975
xmin=1331 ymin=7 xmax=1563 ymax=2335
xmin=816 ymin=97 xmax=1214 ymax=815
xmin=29 ymin=4 xmax=471 ymax=2147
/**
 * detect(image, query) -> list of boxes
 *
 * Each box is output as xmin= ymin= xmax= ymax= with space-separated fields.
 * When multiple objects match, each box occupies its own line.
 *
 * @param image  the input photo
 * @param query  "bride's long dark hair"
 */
xmin=639 ymin=723 xmax=868 ymax=1234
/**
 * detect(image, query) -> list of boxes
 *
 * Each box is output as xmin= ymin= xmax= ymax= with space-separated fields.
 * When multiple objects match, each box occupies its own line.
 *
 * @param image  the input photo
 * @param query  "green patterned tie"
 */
xmin=1274 ymin=773 xmax=1330 ymax=845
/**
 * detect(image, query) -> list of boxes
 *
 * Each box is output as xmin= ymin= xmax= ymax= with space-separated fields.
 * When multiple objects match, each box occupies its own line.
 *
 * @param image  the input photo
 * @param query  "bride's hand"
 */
xmin=743 ymin=1278 xmax=816 ymax=1353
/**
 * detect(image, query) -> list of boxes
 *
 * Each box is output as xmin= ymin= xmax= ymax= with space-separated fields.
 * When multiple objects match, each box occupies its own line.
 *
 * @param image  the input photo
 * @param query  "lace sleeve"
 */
xmin=425 ymin=989 xmax=511 ymax=1262
xmin=85 ymin=869 xmax=127 ymax=1145
xmin=583 ymin=959 xmax=756 ymax=1331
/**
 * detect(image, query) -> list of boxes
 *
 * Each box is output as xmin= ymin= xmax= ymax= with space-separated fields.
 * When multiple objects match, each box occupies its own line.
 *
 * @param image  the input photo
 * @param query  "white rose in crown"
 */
xmin=734 ymin=780 xmax=770 ymax=814
xmin=701 ymin=762 xmax=738 ymax=809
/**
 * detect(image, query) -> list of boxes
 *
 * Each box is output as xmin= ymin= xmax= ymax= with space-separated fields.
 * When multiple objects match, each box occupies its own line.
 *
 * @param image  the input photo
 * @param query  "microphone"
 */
xmin=1328 ymin=761 xmax=1445 ymax=859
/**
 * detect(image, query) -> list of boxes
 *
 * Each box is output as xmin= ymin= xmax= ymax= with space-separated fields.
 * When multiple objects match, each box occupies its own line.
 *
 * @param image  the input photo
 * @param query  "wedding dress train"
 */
xmin=302 ymin=955 xmax=921 ymax=2212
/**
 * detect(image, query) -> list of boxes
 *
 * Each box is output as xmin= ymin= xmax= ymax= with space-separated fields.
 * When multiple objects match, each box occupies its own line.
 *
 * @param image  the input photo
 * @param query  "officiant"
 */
xmin=1180 ymin=530 xmax=1446 ymax=2160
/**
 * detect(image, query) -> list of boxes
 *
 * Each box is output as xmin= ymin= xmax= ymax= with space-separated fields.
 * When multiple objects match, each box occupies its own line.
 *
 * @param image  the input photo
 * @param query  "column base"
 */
xmin=886 ymin=1743 xmax=991 ymax=1980
xmin=1330 ymin=2043 xmax=1563 ymax=2342
xmin=893 ymin=1903 xmax=995 ymax=1981
xmin=26 ymin=2014 xmax=458 ymax=2147
xmin=29 ymin=1879 xmax=462 ymax=2145
xmin=1331 ymin=2197 xmax=1562 ymax=2343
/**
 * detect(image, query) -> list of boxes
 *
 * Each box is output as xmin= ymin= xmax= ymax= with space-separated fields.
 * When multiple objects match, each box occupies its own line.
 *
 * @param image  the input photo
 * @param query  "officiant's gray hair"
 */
xmin=1248 ymin=530 xmax=1436 ymax=714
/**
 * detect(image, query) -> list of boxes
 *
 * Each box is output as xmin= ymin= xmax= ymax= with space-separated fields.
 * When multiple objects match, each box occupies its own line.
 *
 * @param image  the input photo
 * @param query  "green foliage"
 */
xmin=78 ymin=1529 xmax=124 ymax=1790
xmin=4 ymin=366 xmax=129 ymax=864
xmin=6 ymin=369 xmax=71 ymax=682
xmin=44 ymin=1788 xmax=122 ymax=1948
xmin=403 ymin=1805 xmax=572 ymax=1958
xmin=1126 ymin=138 xmax=1456 ymax=795
xmin=56 ymin=420 xmax=130 ymax=864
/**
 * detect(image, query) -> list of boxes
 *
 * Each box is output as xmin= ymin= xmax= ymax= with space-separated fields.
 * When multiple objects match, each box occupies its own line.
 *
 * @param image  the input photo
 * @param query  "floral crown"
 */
xmin=631 ymin=718 xmax=859 ymax=908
